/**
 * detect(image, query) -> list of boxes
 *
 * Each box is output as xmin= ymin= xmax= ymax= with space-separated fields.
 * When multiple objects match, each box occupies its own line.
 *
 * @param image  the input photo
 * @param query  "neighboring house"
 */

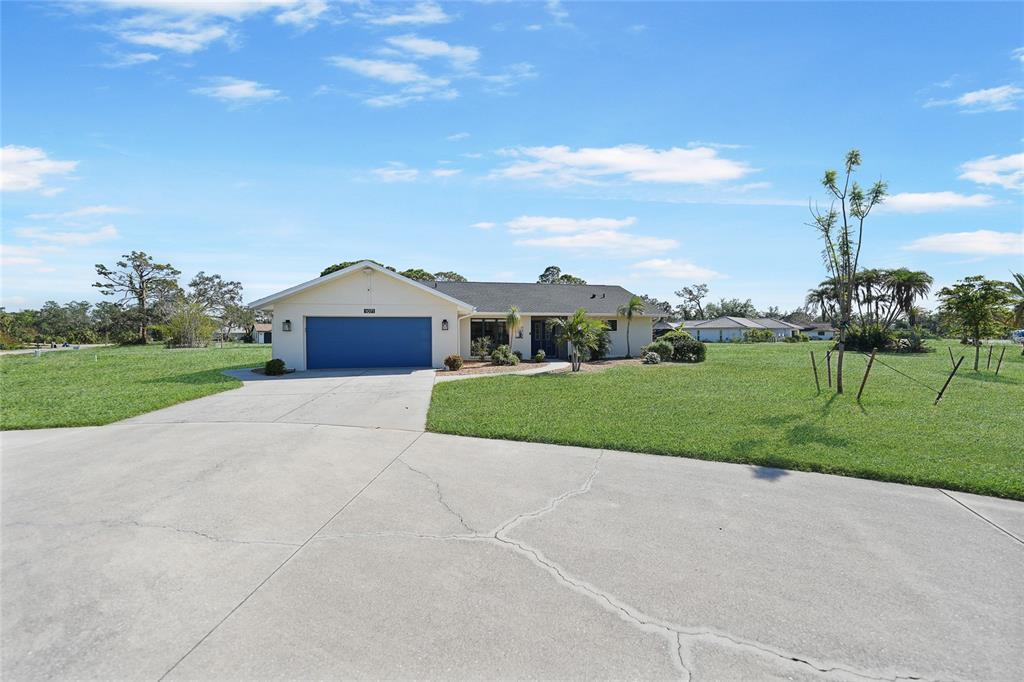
xmin=253 ymin=323 xmax=273 ymax=344
xmin=684 ymin=316 xmax=802 ymax=342
xmin=801 ymin=322 xmax=837 ymax=340
xmin=248 ymin=260 xmax=655 ymax=369
xmin=214 ymin=326 xmax=248 ymax=342
xmin=652 ymin=319 xmax=678 ymax=337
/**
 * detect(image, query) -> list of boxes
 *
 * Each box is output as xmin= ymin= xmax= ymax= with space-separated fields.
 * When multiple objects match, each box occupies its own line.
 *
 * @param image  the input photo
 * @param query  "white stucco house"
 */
xmin=248 ymin=260 xmax=654 ymax=370
xmin=684 ymin=316 xmax=802 ymax=342
xmin=801 ymin=322 xmax=837 ymax=340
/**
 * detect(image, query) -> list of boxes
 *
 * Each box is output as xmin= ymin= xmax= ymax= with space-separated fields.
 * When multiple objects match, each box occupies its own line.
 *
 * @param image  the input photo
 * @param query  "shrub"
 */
xmin=661 ymin=330 xmax=706 ymax=363
xmin=491 ymin=344 xmax=520 ymax=366
xmin=641 ymin=339 xmax=674 ymax=362
xmin=783 ymin=333 xmax=809 ymax=343
xmin=470 ymin=336 xmax=493 ymax=360
xmin=743 ymin=328 xmax=775 ymax=343
xmin=533 ymin=349 xmax=546 ymax=363
xmin=642 ymin=351 xmax=661 ymax=364
xmin=265 ymin=358 xmax=286 ymax=376
xmin=512 ymin=349 xmax=523 ymax=361
xmin=443 ymin=354 xmax=463 ymax=370
xmin=845 ymin=324 xmax=893 ymax=352
xmin=893 ymin=327 xmax=930 ymax=353
xmin=589 ymin=329 xmax=612 ymax=360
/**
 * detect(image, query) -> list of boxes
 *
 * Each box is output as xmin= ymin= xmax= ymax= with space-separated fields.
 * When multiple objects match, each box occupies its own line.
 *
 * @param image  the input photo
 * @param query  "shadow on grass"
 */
xmin=140 ymin=364 xmax=258 ymax=386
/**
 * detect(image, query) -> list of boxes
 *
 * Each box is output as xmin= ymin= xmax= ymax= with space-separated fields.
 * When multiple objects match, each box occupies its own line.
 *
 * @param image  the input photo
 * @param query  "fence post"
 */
xmin=935 ymin=356 xmax=964 ymax=405
xmin=948 ymin=346 xmax=955 ymax=368
xmin=857 ymin=348 xmax=877 ymax=402
xmin=986 ymin=344 xmax=994 ymax=370
xmin=810 ymin=350 xmax=821 ymax=394
xmin=825 ymin=350 xmax=832 ymax=388
xmin=995 ymin=346 xmax=1007 ymax=376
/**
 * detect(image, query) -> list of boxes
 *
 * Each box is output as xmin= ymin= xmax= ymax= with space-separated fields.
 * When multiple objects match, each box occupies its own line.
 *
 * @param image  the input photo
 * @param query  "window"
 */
xmin=605 ymin=320 xmax=618 ymax=331
xmin=470 ymin=318 xmax=508 ymax=345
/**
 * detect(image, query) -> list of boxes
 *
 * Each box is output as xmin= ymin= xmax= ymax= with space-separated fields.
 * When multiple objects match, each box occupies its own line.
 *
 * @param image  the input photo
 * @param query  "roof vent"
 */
xmin=601 ymin=293 xmax=605 ymax=298
xmin=590 ymin=293 xmax=596 ymax=298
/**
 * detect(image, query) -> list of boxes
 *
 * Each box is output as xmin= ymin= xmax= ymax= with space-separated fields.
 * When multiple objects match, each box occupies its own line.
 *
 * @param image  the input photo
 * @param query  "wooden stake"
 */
xmin=825 ymin=350 xmax=832 ymax=388
xmin=986 ymin=344 xmax=993 ymax=370
xmin=995 ymin=346 xmax=1007 ymax=376
xmin=947 ymin=346 xmax=955 ymax=368
xmin=810 ymin=350 xmax=821 ymax=394
xmin=857 ymin=348 xmax=877 ymax=402
xmin=935 ymin=356 xmax=964 ymax=405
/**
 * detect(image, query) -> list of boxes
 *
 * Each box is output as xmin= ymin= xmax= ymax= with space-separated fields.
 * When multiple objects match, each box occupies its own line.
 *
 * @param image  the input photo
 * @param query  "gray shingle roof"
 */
xmin=684 ymin=316 xmax=800 ymax=330
xmin=433 ymin=281 xmax=646 ymax=315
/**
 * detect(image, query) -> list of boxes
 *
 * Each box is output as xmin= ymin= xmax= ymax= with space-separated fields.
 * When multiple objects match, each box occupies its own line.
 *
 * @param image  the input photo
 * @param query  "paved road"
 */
xmin=0 ymin=344 xmax=110 ymax=357
xmin=2 ymin=370 xmax=1022 ymax=680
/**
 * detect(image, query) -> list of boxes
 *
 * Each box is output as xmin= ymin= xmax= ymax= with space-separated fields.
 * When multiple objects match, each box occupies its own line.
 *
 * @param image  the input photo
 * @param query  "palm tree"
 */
xmin=505 ymin=306 xmax=521 ymax=349
xmin=883 ymin=268 xmax=933 ymax=329
xmin=1007 ymin=272 xmax=1024 ymax=327
xmin=548 ymin=309 xmax=607 ymax=371
xmin=805 ymin=283 xmax=836 ymax=323
xmin=617 ymin=294 xmax=645 ymax=358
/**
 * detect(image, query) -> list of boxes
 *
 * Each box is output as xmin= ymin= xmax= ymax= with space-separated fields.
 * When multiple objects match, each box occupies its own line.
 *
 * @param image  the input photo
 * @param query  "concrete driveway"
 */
xmin=122 ymin=367 xmax=438 ymax=431
xmin=2 ymin=371 xmax=1022 ymax=680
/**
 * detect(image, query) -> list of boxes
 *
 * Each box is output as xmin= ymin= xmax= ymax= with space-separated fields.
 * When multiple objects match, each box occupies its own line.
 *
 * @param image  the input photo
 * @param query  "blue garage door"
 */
xmin=306 ymin=317 xmax=431 ymax=369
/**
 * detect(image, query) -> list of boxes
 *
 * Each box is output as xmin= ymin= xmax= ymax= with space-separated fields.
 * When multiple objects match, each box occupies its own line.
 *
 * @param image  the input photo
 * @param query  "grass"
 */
xmin=0 ymin=343 xmax=271 ymax=430
xmin=428 ymin=341 xmax=1024 ymax=500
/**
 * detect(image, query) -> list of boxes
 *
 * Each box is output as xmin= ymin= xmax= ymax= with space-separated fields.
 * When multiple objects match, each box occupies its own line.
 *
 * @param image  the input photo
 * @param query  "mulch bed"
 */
xmin=438 ymin=359 xmax=555 ymax=376
xmin=573 ymin=358 xmax=646 ymax=373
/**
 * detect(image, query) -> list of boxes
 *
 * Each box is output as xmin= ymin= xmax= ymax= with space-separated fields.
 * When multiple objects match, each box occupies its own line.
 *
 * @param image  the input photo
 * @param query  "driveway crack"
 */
xmin=398 ymin=459 xmax=477 ymax=533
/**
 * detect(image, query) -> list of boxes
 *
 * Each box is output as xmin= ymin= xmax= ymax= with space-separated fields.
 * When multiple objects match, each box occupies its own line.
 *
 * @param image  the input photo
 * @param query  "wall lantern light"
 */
xmin=282 ymin=319 xmax=292 ymax=332
xmin=441 ymin=319 xmax=449 ymax=331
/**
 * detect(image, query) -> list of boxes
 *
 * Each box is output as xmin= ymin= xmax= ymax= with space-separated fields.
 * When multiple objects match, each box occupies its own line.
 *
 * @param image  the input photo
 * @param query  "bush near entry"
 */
xmin=265 ymin=358 xmax=286 ymax=375
xmin=660 ymin=330 xmax=706 ymax=363
xmin=444 ymin=354 xmax=464 ymax=371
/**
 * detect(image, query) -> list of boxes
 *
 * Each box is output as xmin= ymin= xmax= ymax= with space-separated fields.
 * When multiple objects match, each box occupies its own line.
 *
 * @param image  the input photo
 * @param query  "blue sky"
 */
xmin=2 ymin=0 xmax=1022 ymax=312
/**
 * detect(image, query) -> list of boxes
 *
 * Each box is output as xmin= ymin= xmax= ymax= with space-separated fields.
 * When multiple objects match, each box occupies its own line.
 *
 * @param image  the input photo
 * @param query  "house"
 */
xmin=248 ymin=260 xmax=655 ymax=370
xmin=683 ymin=316 xmax=802 ymax=342
xmin=801 ymin=322 xmax=837 ymax=340
xmin=252 ymin=323 xmax=272 ymax=344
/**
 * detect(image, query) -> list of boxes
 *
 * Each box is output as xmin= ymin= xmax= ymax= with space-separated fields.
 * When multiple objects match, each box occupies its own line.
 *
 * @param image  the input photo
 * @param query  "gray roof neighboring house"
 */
xmin=652 ymin=319 xmax=678 ymax=331
xmin=684 ymin=316 xmax=801 ymax=330
xmin=801 ymin=322 xmax=837 ymax=331
xmin=432 ymin=281 xmax=649 ymax=316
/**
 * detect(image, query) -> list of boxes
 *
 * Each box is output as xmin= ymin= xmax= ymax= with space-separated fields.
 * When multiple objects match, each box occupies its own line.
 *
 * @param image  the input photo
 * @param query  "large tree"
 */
xmin=433 ymin=271 xmax=467 ymax=282
xmin=187 ymin=271 xmax=244 ymax=345
xmin=94 ymin=251 xmax=181 ymax=344
xmin=675 ymin=284 xmax=709 ymax=320
xmin=1007 ymin=272 xmax=1024 ymax=328
xmin=617 ymin=295 xmax=646 ymax=358
xmin=704 ymin=297 xmax=758 ymax=319
xmin=808 ymin=149 xmax=887 ymax=393
xmin=938 ymin=276 xmax=1012 ymax=370
xmin=537 ymin=265 xmax=587 ymax=285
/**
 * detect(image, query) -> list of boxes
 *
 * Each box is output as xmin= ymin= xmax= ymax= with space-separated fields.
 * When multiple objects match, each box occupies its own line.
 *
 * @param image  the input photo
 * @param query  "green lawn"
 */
xmin=428 ymin=342 xmax=1024 ymax=500
xmin=0 ymin=343 xmax=271 ymax=430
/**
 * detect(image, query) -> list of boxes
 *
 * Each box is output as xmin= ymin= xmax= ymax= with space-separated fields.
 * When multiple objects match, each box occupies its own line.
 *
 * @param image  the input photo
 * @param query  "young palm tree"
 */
xmin=617 ymin=294 xmax=645 ymax=358
xmin=548 ymin=309 xmax=606 ymax=371
xmin=505 ymin=305 xmax=521 ymax=349
xmin=1007 ymin=272 xmax=1024 ymax=327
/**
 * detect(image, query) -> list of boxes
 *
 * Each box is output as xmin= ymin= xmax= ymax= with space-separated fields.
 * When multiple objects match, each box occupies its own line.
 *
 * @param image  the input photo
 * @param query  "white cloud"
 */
xmin=192 ymin=77 xmax=281 ymax=104
xmin=385 ymin=35 xmax=479 ymax=69
xmin=926 ymin=85 xmax=1024 ymax=113
xmin=524 ymin=24 xmax=542 ymax=32
xmin=15 ymin=225 xmax=120 ymax=247
xmin=477 ymin=62 xmax=536 ymax=94
xmin=516 ymin=230 xmax=677 ymax=256
xmin=504 ymin=215 xmax=677 ymax=256
xmin=492 ymin=144 xmax=755 ymax=186
xmin=96 ymin=1 xmax=330 ymax=54
xmin=506 ymin=216 xmax=637 ymax=234
xmin=275 ymin=0 xmax=328 ymax=29
xmin=904 ymin=230 xmax=1023 ymax=256
xmin=372 ymin=163 xmax=419 ymax=182
xmin=0 ymin=145 xmax=78 ymax=194
xmin=104 ymin=51 xmax=160 ymax=67
xmin=431 ymin=168 xmax=462 ymax=177
xmin=470 ymin=221 xmax=496 ymax=230
xmin=328 ymin=56 xmax=456 ymax=106
xmin=1014 ymin=47 xmax=1024 ymax=64
xmin=28 ymin=205 xmax=132 ymax=222
xmin=365 ymin=1 xmax=451 ymax=26
xmin=959 ymin=153 xmax=1024 ymax=192
xmin=0 ymin=244 xmax=47 ymax=267
xmin=446 ymin=132 xmax=470 ymax=141
xmin=545 ymin=0 xmax=570 ymax=26
xmin=631 ymin=258 xmax=723 ymax=280
xmin=882 ymin=191 xmax=997 ymax=213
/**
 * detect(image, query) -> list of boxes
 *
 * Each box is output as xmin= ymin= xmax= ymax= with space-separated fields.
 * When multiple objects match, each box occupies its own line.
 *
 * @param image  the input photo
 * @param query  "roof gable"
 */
xmin=248 ymin=260 xmax=473 ymax=310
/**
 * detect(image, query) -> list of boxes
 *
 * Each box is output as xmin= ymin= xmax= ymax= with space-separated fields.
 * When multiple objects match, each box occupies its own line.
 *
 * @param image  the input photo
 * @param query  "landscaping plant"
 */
xmin=938 ymin=276 xmax=1012 ymax=370
xmin=444 ymin=354 xmax=463 ymax=371
xmin=547 ymin=308 xmax=608 ymax=371
xmin=533 ymin=349 xmax=546 ymax=363
xmin=616 ymin=294 xmax=646 ymax=358
xmin=640 ymin=339 xmax=674 ymax=362
xmin=264 ymin=358 xmax=286 ymax=375
xmin=660 ymin=330 xmax=706 ymax=363
xmin=642 ymin=351 xmax=661 ymax=364
xmin=490 ymin=344 xmax=520 ymax=366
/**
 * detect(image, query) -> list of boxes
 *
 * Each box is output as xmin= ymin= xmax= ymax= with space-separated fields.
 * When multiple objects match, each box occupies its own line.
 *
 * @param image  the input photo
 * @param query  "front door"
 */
xmin=531 ymin=318 xmax=565 ymax=358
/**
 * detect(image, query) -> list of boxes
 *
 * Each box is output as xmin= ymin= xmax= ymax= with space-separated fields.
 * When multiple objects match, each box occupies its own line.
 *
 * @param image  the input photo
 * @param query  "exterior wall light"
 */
xmin=282 ymin=319 xmax=292 ymax=332
xmin=441 ymin=319 xmax=449 ymax=331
